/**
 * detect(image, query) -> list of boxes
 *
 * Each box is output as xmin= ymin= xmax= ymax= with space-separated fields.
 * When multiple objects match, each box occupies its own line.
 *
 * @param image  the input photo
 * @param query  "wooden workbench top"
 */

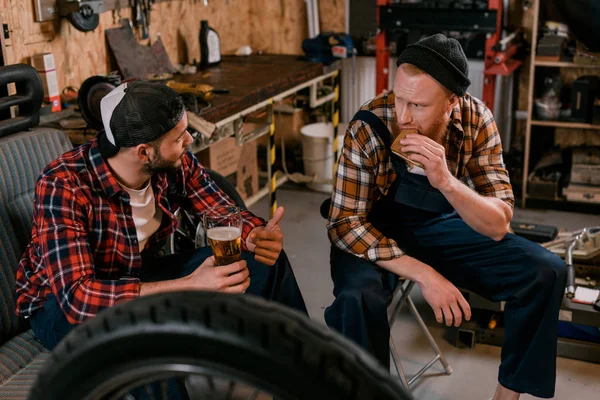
xmin=173 ymin=54 xmax=341 ymax=123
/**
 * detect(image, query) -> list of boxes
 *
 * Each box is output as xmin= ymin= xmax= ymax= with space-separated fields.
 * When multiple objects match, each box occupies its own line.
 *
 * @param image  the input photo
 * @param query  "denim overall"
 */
xmin=325 ymin=111 xmax=566 ymax=398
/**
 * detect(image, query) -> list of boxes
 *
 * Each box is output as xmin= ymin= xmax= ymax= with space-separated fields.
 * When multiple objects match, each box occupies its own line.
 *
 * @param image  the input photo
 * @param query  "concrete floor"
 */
xmin=249 ymin=185 xmax=600 ymax=400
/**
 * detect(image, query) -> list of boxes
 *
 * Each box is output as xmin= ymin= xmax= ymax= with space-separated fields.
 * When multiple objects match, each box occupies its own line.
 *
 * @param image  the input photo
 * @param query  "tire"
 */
xmin=28 ymin=292 xmax=409 ymax=400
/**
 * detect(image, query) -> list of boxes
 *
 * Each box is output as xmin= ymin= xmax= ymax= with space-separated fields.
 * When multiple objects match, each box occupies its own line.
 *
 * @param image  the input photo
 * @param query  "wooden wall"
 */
xmin=0 ymin=0 xmax=344 ymax=91
xmin=249 ymin=0 xmax=344 ymax=55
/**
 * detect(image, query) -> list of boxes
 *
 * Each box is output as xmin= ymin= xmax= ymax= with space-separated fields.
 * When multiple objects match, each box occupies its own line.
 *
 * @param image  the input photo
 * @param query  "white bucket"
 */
xmin=300 ymin=122 xmax=342 ymax=193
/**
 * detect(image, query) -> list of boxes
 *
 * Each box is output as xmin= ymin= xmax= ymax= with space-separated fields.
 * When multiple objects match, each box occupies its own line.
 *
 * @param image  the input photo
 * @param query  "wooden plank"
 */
xmin=535 ymin=60 xmax=600 ymax=68
xmin=250 ymin=0 xmax=307 ymax=55
xmin=522 ymin=0 xmax=540 ymax=207
xmin=319 ymin=0 xmax=345 ymax=32
xmin=36 ymin=0 xmax=170 ymax=21
xmin=531 ymin=120 xmax=600 ymax=130
xmin=173 ymin=54 xmax=340 ymax=123
xmin=2 ymin=0 xmax=344 ymax=104
xmin=249 ymin=0 xmax=346 ymax=55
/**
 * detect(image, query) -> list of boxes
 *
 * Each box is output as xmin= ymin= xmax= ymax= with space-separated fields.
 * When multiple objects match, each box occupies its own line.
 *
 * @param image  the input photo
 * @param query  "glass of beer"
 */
xmin=203 ymin=206 xmax=242 ymax=266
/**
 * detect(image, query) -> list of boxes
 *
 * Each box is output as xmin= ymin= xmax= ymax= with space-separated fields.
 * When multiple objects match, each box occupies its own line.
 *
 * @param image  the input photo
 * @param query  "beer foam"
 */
xmin=207 ymin=226 xmax=241 ymax=240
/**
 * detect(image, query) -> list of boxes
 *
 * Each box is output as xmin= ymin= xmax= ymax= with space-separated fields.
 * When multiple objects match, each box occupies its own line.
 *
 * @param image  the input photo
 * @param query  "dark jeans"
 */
xmin=30 ymin=248 xmax=307 ymax=398
xmin=31 ymin=248 xmax=307 ymax=349
xmin=324 ymin=213 xmax=566 ymax=398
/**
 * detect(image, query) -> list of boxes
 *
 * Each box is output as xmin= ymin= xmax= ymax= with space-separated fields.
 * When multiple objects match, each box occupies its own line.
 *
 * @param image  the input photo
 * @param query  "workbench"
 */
xmin=175 ymin=54 xmax=342 ymax=217
xmin=41 ymin=55 xmax=341 ymax=217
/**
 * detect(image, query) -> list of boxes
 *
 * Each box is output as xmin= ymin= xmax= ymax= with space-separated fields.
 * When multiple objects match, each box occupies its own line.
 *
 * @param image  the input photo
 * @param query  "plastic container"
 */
xmin=300 ymin=122 xmax=342 ymax=193
xmin=199 ymin=20 xmax=221 ymax=67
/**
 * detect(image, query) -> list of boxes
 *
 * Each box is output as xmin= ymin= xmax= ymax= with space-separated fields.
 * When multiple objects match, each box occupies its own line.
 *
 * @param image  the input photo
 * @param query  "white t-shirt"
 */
xmin=119 ymin=181 xmax=163 ymax=252
xmin=407 ymin=164 xmax=427 ymax=176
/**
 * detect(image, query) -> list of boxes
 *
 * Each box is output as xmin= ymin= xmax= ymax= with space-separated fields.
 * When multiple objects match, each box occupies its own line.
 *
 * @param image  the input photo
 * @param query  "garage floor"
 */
xmin=249 ymin=185 xmax=600 ymax=400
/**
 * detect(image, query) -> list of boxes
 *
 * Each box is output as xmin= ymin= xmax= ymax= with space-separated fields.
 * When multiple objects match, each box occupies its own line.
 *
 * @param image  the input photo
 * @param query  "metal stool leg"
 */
xmin=390 ymin=336 xmax=414 ymax=400
xmin=388 ymin=279 xmax=452 ymax=391
xmin=406 ymin=296 xmax=453 ymax=376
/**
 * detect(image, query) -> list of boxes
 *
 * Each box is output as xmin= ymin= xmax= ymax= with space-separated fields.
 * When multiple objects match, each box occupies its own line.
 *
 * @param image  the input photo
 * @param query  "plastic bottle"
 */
xmin=199 ymin=20 xmax=221 ymax=67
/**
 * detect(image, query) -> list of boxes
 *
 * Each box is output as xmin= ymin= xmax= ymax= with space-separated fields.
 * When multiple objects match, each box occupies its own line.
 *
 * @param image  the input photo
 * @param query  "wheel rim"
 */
xmin=82 ymin=362 xmax=277 ymax=400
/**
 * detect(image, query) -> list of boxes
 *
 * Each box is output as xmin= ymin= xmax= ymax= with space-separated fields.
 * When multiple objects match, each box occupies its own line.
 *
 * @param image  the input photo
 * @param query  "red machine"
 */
xmin=376 ymin=0 xmax=522 ymax=111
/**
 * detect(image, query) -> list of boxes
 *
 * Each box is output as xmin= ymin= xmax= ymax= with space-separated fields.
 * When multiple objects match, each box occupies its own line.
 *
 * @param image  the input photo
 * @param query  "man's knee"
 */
xmin=527 ymin=247 xmax=567 ymax=291
xmin=333 ymin=286 xmax=389 ymax=313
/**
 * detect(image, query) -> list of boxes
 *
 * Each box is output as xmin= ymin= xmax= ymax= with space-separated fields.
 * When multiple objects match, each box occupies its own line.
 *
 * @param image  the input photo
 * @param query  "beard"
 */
xmin=143 ymin=150 xmax=183 ymax=175
xmin=393 ymin=112 xmax=451 ymax=145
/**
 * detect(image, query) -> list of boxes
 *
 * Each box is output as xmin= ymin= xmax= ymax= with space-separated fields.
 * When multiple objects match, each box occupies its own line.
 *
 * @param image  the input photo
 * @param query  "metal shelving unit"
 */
xmin=521 ymin=1 xmax=600 ymax=209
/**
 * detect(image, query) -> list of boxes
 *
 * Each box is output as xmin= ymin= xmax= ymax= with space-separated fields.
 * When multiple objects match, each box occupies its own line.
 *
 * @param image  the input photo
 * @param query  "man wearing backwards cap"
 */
xmin=325 ymin=34 xmax=565 ymax=399
xmin=15 ymin=81 xmax=307 ymax=350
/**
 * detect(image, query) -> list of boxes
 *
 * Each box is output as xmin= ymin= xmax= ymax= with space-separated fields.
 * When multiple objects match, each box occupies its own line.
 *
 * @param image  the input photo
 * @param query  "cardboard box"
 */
xmin=258 ymin=105 xmax=306 ymax=147
xmin=197 ymin=136 xmax=258 ymax=201
xmin=31 ymin=53 xmax=55 ymax=71
xmin=198 ymin=137 xmax=240 ymax=178
xmin=31 ymin=53 xmax=61 ymax=112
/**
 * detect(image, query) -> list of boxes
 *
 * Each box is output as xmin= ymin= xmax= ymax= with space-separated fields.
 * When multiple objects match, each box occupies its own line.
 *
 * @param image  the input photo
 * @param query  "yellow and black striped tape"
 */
xmin=332 ymin=71 xmax=341 ymax=175
xmin=269 ymin=99 xmax=277 ymax=218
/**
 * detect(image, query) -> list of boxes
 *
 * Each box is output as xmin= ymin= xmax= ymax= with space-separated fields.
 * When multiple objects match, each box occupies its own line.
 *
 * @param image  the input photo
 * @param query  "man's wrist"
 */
xmin=439 ymin=174 xmax=458 ymax=195
xmin=412 ymin=265 xmax=432 ymax=286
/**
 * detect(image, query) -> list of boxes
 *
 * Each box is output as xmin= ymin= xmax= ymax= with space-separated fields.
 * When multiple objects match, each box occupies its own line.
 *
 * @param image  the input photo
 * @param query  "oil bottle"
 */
xmin=199 ymin=20 xmax=221 ymax=67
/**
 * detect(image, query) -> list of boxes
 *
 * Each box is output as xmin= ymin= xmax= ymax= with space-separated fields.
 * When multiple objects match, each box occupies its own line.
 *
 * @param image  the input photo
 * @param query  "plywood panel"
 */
xmin=319 ymin=0 xmax=345 ymax=33
xmin=250 ymin=0 xmax=307 ymax=55
xmin=0 ymin=0 xmax=252 ymax=91
xmin=249 ymin=0 xmax=345 ymax=55
xmin=0 ymin=0 xmax=344 ymax=94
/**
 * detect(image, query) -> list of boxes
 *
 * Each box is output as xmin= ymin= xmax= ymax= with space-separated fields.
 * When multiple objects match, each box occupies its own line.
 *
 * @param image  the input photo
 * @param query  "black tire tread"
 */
xmin=29 ymin=292 xmax=408 ymax=400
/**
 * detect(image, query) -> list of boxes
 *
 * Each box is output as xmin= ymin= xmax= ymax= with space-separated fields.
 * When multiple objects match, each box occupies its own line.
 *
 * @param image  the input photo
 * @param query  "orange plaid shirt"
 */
xmin=327 ymin=91 xmax=514 ymax=262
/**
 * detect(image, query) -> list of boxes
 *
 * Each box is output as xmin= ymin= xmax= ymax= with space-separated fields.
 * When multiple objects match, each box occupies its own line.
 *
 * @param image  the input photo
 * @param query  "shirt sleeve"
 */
xmin=466 ymin=107 xmax=515 ymax=208
xmin=327 ymin=122 xmax=404 ymax=263
xmin=181 ymin=151 xmax=265 ymax=251
xmin=35 ymin=177 xmax=140 ymax=325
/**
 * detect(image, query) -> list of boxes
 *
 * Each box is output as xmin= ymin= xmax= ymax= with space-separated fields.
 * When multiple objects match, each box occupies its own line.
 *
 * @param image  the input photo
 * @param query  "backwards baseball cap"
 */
xmin=100 ymin=81 xmax=185 ymax=149
xmin=396 ymin=34 xmax=471 ymax=97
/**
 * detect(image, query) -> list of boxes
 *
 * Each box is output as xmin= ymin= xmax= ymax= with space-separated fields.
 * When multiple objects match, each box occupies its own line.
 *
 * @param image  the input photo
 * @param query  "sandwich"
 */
xmin=390 ymin=128 xmax=424 ymax=169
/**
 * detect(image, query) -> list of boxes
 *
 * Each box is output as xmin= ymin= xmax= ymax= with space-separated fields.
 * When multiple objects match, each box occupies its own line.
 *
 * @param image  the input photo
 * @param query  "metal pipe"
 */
xmin=408 ymin=355 xmax=440 ymax=387
xmin=407 ymin=296 xmax=453 ymax=375
xmin=388 ymin=281 xmax=415 ymax=329
xmin=389 ymin=338 xmax=412 ymax=397
xmin=565 ymin=228 xmax=587 ymax=299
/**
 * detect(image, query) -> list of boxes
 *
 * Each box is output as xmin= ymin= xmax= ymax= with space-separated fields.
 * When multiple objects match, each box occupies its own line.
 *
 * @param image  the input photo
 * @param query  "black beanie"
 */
xmin=396 ymin=34 xmax=471 ymax=97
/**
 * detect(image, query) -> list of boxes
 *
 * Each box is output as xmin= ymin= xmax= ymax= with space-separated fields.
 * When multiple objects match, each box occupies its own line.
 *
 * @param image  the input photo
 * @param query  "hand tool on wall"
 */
xmin=131 ymin=0 xmax=150 ymax=39
xmin=112 ymin=0 xmax=122 ymax=25
xmin=144 ymin=0 xmax=152 ymax=39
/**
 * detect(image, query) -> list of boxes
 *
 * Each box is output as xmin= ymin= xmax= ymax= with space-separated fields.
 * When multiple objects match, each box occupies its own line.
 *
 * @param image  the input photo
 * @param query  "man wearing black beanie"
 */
xmin=325 ymin=34 xmax=565 ymax=400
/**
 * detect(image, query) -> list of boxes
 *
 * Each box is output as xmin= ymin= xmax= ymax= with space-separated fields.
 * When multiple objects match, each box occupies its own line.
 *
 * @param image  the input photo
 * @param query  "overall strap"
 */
xmin=350 ymin=110 xmax=406 ymax=175
xmin=351 ymin=110 xmax=393 ymax=148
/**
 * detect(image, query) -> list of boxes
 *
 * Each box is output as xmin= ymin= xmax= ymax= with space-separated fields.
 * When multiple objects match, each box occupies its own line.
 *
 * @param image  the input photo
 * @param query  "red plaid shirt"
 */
xmin=15 ymin=139 xmax=264 ymax=324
